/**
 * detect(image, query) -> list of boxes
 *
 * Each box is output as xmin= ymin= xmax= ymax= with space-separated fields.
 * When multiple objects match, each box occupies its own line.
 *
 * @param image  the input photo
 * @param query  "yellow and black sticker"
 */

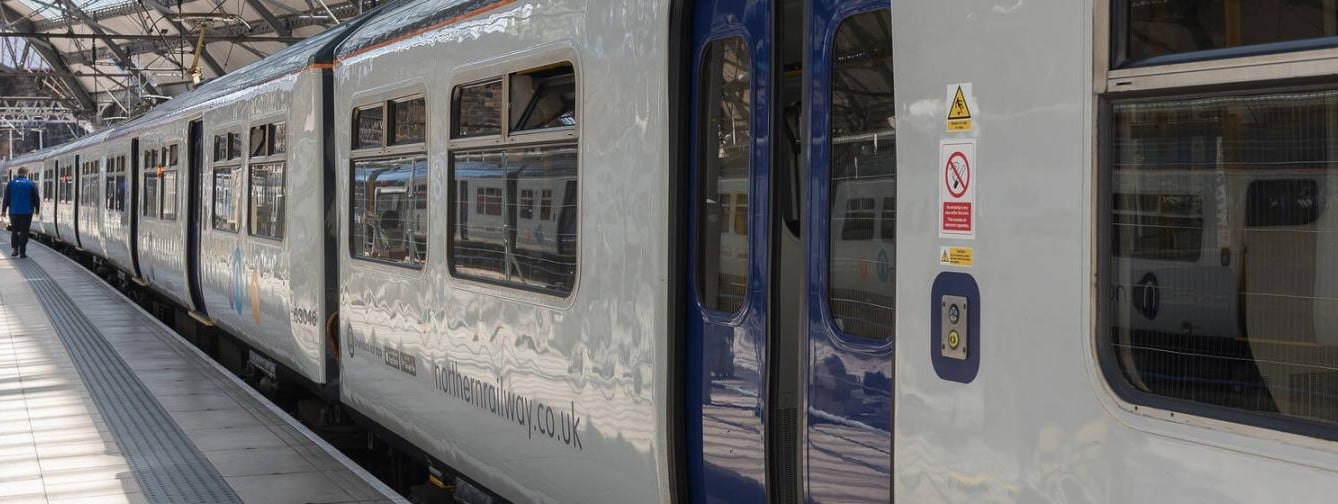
xmin=939 ymin=246 xmax=974 ymax=267
xmin=947 ymin=85 xmax=973 ymax=132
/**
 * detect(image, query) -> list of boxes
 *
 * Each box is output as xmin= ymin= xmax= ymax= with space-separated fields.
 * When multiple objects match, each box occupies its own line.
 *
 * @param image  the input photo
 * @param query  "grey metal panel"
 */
xmin=16 ymin=259 xmax=242 ymax=504
xmin=894 ymin=1 xmax=1338 ymax=502
xmin=135 ymin=129 xmax=194 ymax=309
xmin=335 ymin=2 xmax=671 ymax=502
xmin=195 ymin=70 xmax=328 ymax=386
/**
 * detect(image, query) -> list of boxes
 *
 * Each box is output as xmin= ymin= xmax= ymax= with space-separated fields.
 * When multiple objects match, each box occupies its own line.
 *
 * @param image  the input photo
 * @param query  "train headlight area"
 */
xmin=9 ymin=0 xmax=1338 ymax=502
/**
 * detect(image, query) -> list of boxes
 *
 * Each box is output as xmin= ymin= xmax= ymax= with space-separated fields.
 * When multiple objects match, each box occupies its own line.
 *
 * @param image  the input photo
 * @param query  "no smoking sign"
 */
xmin=939 ymin=140 xmax=976 ymax=239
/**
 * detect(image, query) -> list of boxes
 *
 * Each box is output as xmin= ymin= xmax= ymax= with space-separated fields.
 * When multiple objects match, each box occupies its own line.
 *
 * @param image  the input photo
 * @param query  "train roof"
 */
xmin=4 ymin=3 xmax=388 ymax=165
xmin=334 ymin=0 xmax=500 ymax=59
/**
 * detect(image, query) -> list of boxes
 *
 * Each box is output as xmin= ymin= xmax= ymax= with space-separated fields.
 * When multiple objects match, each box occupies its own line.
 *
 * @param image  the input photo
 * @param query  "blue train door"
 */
xmin=685 ymin=0 xmax=894 ymax=502
xmin=685 ymin=0 xmax=776 ymax=502
xmin=803 ymin=2 xmax=894 ymax=502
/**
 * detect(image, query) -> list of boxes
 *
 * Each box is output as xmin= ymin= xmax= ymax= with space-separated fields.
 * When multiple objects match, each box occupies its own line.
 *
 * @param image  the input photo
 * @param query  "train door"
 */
xmin=186 ymin=121 xmax=208 ymax=317
xmin=803 ymin=2 xmax=893 ymax=503
xmin=684 ymin=0 xmax=894 ymax=502
xmin=72 ymin=154 xmax=82 ymax=249
xmin=685 ymin=0 xmax=787 ymax=501
xmin=129 ymin=138 xmax=144 ymax=280
xmin=51 ymin=160 xmax=59 ymax=242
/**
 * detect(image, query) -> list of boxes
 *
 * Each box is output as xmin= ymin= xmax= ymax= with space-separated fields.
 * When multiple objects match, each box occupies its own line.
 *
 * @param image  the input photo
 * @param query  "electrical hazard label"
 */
xmin=939 ymin=140 xmax=976 ymax=239
xmin=939 ymin=246 xmax=974 ymax=267
xmin=946 ymin=83 xmax=974 ymax=132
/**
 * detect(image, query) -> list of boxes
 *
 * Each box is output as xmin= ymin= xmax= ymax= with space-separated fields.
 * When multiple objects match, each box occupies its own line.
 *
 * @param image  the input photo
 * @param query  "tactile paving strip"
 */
xmin=17 ymin=259 xmax=243 ymax=504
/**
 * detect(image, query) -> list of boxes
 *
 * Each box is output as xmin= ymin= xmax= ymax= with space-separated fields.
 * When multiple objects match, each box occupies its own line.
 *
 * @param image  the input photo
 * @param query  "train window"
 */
xmin=249 ymin=162 xmax=285 ymax=239
xmin=510 ymin=64 xmax=576 ymax=132
xmin=214 ymin=135 xmax=227 ymax=161
xmin=60 ymin=163 xmax=71 ymax=203
xmin=169 ymin=144 xmax=178 ymax=166
xmin=143 ymin=172 xmax=159 ymax=217
xmin=880 ymin=196 xmax=895 ymax=241
xmin=718 ymin=194 xmax=732 ymax=234
xmin=1246 ymin=179 xmax=1323 ymax=227
xmin=246 ymin=122 xmax=286 ymax=239
xmin=270 ymin=123 xmax=285 ymax=155
xmin=212 ymin=167 xmax=241 ymax=232
xmin=43 ymin=169 xmax=52 ymax=201
xmin=105 ymin=156 xmax=125 ymax=212
xmin=476 ymin=185 xmax=502 ymax=215
xmin=449 ymin=144 xmax=578 ymax=295
xmin=1106 ymin=89 xmax=1338 ymax=430
xmin=350 ymin=155 xmax=428 ymax=267
xmin=519 ymin=189 xmax=535 ymax=219
xmin=840 ymin=198 xmax=875 ymax=240
xmin=250 ymin=126 xmax=269 ymax=158
xmin=453 ymin=80 xmax=502 ymax=138
xmin=1112 ymin=193 xmax=1204 ymax=262
xmin=161 ymin=169 xmax=178 ymax=220
xmin=827 ymin=10 xmax=895 ymax=339
xmin=695 ymin=37 xmax=751 ymax=313
xmin=1118 ymin=0 xmax=1338 ymax=66
xmin=228 ymin=133 xmax=242 ymax=160
xmin=390 ymin=97 xmax=427 ymax=145
xmin=448 ymin=63 xmax=580 ymax=296
xmin=103 ymin=163 xmax=112 ymax=208
xmin=354 ymin=105 xmax=386 ymax=149
xmin=540 ymin=189 xmax=552 ymax=220
xmin=733 ymin=194 xmax=748 ymax=236
xmin=80 ymin=162 xmax=98 ymax=208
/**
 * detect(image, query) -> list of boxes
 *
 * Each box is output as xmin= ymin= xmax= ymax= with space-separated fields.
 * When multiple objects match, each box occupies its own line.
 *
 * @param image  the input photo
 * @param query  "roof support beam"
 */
xmin=231 ymin=41 xmax=268 ymax=59
xmin=244 ymin=0 xmax=291 ymax=37
xmin=0 ymin=4 xmax=96 ymax=116
xmin=25 ymin=40 xmax=95 ymax=112
xmin=0 ymin=32 xmax=305 ymax=43
xmin=55 ymin=0 xmax=164 ymax=95
xmin=58 ymin=1 xmax=362 ymax=66
xmin=140 ymin=0 xmax=225 ymax=77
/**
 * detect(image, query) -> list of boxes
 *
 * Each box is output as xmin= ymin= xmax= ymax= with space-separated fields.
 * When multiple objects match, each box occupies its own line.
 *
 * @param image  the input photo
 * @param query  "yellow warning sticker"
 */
xmin=946 ymin=83 xmax=973 ymax=132
xmin=939 ymin=246 xmax=974 ymax=267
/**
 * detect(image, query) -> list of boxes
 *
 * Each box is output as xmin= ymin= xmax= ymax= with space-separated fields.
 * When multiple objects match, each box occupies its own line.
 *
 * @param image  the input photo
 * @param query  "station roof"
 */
xmin=0 ymin=0 xmax=372 ymax=128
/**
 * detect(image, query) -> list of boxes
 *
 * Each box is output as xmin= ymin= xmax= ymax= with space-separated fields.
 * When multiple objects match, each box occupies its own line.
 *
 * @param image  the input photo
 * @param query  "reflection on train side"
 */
xmin=1111 ymin=166 xmax=1338 ymax=423
xmin=451 ymin=144 xmax=578 ymax=294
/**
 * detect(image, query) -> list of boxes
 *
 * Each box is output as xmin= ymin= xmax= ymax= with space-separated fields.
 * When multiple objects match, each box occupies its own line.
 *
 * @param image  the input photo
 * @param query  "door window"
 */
xmin=826 ymin=11 xmax=895 ymax=339
xmin=695 ymin=37 xmax=752 ymax=314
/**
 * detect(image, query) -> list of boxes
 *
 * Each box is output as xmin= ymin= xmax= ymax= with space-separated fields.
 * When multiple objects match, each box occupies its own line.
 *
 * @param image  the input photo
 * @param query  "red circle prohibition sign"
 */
xmin=944 ymin=151 xmax=970 ymax=198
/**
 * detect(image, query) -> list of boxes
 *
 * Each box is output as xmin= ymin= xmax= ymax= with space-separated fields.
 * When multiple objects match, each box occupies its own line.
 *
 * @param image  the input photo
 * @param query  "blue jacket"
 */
xmin=3 ymin=176 xmax=39 ymax=215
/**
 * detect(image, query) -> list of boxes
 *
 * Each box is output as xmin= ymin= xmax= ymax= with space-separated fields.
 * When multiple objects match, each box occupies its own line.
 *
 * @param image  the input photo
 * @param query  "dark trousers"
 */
xmin=10 ymin=213 xmax=32 ymax=254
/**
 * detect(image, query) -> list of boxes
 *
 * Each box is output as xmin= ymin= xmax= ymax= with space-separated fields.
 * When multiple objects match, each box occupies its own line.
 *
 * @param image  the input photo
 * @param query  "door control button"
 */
xmin=940 ymin=295 xmax=968 ymax=360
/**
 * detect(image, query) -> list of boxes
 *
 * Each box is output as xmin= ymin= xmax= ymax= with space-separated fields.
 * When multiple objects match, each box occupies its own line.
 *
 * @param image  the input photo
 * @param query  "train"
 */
xmin=4 ymin=0 xmax=1338 ymax=502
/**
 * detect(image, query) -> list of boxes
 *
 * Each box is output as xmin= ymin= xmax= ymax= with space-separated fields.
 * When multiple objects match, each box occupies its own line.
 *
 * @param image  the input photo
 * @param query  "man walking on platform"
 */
xmin=3 ymin=167 xmax=40 ymax=258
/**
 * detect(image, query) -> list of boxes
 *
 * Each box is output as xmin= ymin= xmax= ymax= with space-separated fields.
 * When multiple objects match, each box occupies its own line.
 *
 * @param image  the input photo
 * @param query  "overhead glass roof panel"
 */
xmin=15 ymin=0 xmax=134 ymax=21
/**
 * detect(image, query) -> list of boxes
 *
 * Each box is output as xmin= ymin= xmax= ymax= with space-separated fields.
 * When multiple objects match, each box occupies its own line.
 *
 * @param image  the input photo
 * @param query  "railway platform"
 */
xmin=0 ymin=238 xmax=404 ymax=504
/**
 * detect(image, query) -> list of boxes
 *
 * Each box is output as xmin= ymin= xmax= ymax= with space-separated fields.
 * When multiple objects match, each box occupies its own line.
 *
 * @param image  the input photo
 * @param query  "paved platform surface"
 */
xmin=0 ymin=237 xmax=404 ymax=504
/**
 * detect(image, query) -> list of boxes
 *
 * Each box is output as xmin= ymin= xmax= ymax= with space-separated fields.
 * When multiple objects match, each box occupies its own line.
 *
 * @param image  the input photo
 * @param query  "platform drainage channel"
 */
xmin=16 ymin=260 xmax=243 ymax=504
